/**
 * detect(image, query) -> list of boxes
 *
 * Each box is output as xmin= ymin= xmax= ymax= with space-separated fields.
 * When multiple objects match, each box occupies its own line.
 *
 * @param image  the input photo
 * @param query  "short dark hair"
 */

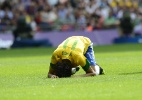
xmin=55 ymin=59 xmax=72 ymax=78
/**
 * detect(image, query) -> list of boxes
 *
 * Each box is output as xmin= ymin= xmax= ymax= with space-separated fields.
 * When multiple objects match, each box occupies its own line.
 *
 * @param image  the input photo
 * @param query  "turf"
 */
xmin=0 ymin=43 xmax=142 ymax=100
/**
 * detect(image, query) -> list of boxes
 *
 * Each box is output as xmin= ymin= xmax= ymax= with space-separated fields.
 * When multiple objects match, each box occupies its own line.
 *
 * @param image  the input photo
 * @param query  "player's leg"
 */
xmin=84 ymin=43 xmax=96 ymax=66
xmin=84 ymin=43 xmax=104 ymax=75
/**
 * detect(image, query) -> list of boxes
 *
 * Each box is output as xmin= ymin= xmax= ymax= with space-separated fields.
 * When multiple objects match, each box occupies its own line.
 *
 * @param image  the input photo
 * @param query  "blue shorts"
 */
xmin=84 ymin=43 xmax=96 ymax=66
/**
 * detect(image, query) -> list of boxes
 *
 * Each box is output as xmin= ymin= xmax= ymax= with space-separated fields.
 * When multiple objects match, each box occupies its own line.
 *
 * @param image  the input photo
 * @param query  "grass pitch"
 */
xmin=0 ymin=43 xmax=142 ymax=100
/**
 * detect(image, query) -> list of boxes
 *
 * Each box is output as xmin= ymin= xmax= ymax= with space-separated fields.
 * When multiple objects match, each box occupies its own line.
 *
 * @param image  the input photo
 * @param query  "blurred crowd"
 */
xmin=0 ymin=0 xmax=142 ymax=35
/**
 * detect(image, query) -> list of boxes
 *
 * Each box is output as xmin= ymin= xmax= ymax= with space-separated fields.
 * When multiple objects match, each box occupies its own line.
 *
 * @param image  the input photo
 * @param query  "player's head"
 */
xmin=55 ymin=59 xmax=72 ymax=78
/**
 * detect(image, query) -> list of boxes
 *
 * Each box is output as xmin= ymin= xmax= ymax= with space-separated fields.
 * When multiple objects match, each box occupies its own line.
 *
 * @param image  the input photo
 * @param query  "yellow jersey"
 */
xmin=50 ymin=36 xmax=91 ymax=69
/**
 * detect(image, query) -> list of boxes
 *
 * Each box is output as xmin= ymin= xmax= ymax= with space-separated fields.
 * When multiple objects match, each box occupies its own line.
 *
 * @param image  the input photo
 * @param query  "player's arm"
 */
xmin=71 ymin=66 xmax=96 ymax=78
xmin=76 ymin=59 xmax=96 ymax=77
xmin=72 ymin=55 xmax=96 ymax=77
xmin=81 ymin=66 xmax=96 ymax=77
xmin=83 ymin=59 xmax=96 ymax=75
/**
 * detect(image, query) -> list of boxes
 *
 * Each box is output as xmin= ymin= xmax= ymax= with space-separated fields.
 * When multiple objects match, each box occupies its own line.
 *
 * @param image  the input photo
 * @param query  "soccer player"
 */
xmin=48 ymin=36 xmax=104 ymax=78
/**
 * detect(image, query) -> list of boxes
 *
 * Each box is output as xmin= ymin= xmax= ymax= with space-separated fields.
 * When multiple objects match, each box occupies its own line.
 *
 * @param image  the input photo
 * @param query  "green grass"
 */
xmin=0 ymin=43 xmax=142 ymax=100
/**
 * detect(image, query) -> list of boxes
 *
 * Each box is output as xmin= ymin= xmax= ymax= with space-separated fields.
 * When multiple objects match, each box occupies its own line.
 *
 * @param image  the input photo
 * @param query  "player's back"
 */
xmin=58 ymin=36 xmax=91 ymax=54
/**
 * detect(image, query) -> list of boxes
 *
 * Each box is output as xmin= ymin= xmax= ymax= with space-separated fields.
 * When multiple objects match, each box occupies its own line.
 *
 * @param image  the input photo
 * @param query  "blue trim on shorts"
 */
xmin=84 ymin=43 xmax=96 ymax=66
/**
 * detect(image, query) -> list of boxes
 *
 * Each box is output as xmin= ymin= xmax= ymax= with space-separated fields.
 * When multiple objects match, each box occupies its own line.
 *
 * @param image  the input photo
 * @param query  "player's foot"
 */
xmin=95 ymin=64 xmax=105 ymax=75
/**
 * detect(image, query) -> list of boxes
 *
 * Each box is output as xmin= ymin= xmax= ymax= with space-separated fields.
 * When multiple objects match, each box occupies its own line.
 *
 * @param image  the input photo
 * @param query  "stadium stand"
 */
xmin=0 ymin=0 xmax=141 ymax=33
xmin=0 ymin=0 xmax=142 ymax=48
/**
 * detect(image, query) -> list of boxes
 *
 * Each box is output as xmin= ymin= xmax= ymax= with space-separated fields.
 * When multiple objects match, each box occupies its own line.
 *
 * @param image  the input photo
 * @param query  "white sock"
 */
xmin=95 ymin=65 xmax=100 ymax=75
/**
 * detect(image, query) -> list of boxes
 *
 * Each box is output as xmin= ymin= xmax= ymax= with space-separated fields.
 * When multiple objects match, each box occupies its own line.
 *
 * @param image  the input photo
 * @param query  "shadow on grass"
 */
xmin=119 ymin=71 xmax=142 ymax=75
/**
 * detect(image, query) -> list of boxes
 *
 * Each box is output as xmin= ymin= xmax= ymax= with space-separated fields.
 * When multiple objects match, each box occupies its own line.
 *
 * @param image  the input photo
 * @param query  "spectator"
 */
xmin=47 ymin=0 xmax=58 ymax=7
xmin=75 ymin=8 xmax=87 ymax=30
xmin=119 ymin=11 xmax=134 ymax=37
xmin=92 ymin=7 xmax=104 ymax=29
xmin=12 ymin=16 xmax=33 ymax=40
xmin=103 ymin=10 xmax=119 ymax=29
xmin=1 ymin=0 xmax=12 ymax=10
xmin=57 ymin=3 xmax=68 ymax=23
xmin=39 ymin=5 xmax=54 ymax=31
xmin=86 ymin=22 xmax=94 ymax=32
xmin=85 ymin=0 xmax=99 ymax=15
xmin=11 ymin=16 xmax=52 ymax=48
xmin=30 ymin=16 xmax=37 ymax=32
xmin=59 ymin=2 xmax=76 ymax=31
xmin=35 ymin=11 xmax=42 ymax=25
xmin=134 ymin=20 xmax=142 ymax=36
xmin=46 ymin=7 xmax=58 ymax=24
xmin=0 ymin=7 xmax=5 ymax=19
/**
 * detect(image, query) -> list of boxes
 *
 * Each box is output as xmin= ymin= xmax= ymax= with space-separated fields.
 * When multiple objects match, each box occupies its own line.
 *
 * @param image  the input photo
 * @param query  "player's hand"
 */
xmin=51 ymin=75 xmax=59 ymax=78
